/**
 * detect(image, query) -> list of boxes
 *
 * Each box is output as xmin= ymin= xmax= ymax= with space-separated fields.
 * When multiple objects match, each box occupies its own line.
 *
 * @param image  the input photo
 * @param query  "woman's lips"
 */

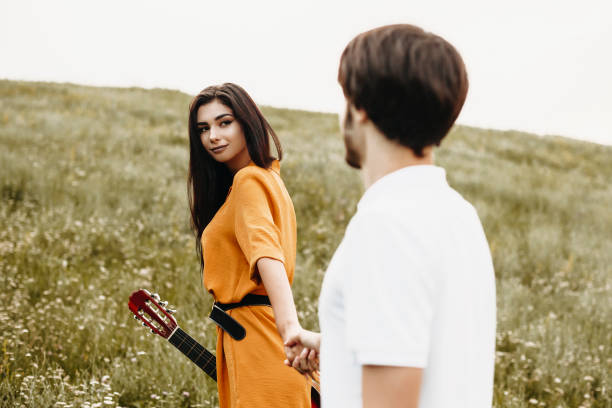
xmin=211 ymin=145 xmax=228 ymax=154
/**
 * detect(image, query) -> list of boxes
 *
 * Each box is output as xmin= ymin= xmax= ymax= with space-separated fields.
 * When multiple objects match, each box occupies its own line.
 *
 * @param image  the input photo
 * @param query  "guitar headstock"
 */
xmin=128 ymin=289 xmax=178 ymax=339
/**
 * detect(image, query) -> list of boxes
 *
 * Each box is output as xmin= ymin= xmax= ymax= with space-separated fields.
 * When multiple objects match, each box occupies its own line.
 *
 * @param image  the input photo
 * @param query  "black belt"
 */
xmin=209 ymin=294 xmax=271 ymax=341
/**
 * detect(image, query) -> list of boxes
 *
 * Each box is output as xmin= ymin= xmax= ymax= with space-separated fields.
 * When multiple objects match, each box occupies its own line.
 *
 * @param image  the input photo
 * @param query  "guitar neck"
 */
xmin=168 ymin=327 xmax=217 ymax=381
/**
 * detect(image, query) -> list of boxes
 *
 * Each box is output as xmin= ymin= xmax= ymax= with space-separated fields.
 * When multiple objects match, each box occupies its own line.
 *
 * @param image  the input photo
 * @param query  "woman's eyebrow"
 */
xmin=197 ymin=113 xmax=232 ymax=126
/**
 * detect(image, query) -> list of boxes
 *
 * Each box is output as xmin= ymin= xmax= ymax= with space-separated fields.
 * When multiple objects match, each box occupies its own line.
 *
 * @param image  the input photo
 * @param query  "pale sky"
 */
xmin=2 ymin=0 xmax=611 ymax=145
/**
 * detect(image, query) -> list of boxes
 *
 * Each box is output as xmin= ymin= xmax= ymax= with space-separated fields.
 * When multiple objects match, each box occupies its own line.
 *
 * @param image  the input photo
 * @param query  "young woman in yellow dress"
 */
xmin=187 ymin=83 xmax=313 ymax=407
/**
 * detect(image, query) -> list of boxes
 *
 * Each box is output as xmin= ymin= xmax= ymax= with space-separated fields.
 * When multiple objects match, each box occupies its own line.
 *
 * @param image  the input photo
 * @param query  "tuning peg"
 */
xmin=152 ymin=293 xmax=161 ymax=301
xmin=133 ymin=315 xmax=139 ymax=320
xmin=142 ymin=322 xmax=147 ymax=327
xmin=159 ymin=300 xmax=168 ymax=307
xmin=150 ymin=329 xmax=155 ymax=334
xmin=165 ymin=308 xmax=176 ymax=314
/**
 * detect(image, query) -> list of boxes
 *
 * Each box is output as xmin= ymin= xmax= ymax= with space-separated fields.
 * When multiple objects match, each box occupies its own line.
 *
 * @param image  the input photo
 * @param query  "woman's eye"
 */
xmin=199 ymin=127 xmax=209 ymax=133
xmin=220 ymin=120 xmax=232 ymax=127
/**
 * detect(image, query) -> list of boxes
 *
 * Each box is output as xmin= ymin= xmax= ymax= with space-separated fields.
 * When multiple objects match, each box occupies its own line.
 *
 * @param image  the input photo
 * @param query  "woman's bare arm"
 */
xmin=256 ymin=257 xmax=301 ymax=343
xmin=257 ymin=257 xmax=321 ymax=373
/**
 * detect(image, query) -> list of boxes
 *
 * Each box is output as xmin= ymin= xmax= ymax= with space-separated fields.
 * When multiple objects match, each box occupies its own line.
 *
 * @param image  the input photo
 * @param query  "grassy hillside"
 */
xmin=1 ymin=79 xmax=610 ymax=407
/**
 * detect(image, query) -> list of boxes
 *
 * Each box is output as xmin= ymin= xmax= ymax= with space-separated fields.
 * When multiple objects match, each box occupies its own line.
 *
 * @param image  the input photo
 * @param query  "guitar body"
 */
xmin=128 ymin=289 xmax=321 ymax=408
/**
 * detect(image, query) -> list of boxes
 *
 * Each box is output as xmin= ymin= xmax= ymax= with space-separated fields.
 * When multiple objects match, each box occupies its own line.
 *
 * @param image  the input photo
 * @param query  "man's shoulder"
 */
xmin=347 ymin=186 xmax=483 ymax=250
xmin=357 ymin=184 xmax=475 ymax=219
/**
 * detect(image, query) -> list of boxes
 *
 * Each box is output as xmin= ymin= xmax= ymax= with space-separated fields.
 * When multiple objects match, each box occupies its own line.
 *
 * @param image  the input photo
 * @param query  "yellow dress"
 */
xmin=201 ymin=160 xmax=311 ymax=408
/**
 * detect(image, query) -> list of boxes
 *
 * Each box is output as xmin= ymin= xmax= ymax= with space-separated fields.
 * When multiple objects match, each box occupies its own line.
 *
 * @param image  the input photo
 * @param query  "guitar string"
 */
xmin=176 ymin=330 xmax=217 ymax=377
xmin=172 ymin=329 xmax=217 ymax=376
xmin=173 ymin=329 xmax=207 ymax=359
xmin=173 ymin=329 xmax=213 ymax=363
xmin=172 ymin=330 xmax=204 ymax=363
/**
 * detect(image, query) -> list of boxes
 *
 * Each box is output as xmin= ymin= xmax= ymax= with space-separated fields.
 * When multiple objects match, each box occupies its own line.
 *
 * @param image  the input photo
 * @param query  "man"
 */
xmin=285 ymin=24 xmax=496 ymax=407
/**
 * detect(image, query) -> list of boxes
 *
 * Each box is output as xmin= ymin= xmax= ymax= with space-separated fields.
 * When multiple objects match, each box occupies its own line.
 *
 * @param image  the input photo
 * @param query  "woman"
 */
xmin=187 ymin=83 xmax=312 ymax=407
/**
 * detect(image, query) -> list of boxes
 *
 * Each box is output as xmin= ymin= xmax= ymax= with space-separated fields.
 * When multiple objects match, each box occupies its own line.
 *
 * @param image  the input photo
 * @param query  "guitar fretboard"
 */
xmin=168 ymin=327 xmax=217 ymax=381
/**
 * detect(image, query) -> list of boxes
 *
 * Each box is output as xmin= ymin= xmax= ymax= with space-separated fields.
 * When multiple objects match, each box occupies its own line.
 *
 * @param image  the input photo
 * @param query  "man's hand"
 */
xmin=285 ymin=346 xmax=319 ymax=374
xmin=284 ymin=329 xmax=321 ymax=374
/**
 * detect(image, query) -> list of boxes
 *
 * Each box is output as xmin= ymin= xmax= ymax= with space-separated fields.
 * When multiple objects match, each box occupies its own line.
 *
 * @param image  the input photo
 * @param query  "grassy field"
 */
xmin=0 ymin=79 xmax=610 ymax=407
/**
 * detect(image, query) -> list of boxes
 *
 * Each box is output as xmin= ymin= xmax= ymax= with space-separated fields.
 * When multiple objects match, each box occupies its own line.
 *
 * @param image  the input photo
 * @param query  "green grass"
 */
xmin=1 ymin=79 xmax=610 ymax=407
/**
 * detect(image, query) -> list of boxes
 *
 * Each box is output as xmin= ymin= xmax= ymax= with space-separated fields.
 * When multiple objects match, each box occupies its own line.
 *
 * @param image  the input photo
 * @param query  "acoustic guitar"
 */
xmin=128 ymin=289 xmax=321 ymax=407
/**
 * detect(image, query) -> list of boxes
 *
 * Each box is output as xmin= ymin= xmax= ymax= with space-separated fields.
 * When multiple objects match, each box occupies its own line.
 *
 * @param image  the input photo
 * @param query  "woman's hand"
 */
xmin=284 ymin=329 xmax=321 ymax=374
xmin=285 ymin=328 xmax=321 ymax=350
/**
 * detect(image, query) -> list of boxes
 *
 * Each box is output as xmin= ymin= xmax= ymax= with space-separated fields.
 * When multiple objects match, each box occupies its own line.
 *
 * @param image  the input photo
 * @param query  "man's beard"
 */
xmin=343 ymin=107 xmax=362 ymax=169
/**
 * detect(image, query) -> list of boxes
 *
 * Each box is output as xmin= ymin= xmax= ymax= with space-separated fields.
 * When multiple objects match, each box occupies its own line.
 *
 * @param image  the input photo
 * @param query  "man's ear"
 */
xmin=350 ymin=104 xmax=369 ymax=124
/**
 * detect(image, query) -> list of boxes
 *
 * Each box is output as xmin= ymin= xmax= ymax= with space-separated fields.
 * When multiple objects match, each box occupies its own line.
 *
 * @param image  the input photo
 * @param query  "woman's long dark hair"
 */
xmin=187 ymin=83 xmax=282 ymax=270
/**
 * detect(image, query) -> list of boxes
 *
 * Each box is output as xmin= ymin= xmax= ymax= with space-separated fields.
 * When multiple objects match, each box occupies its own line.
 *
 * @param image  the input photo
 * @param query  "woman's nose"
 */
xmin=209 ymin=127 xmax=220 ymax=142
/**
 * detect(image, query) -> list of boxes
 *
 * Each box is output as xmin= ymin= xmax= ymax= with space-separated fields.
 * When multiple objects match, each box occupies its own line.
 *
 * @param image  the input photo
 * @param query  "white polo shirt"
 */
xmin=318 ymin=165 xmax=496 ymax=408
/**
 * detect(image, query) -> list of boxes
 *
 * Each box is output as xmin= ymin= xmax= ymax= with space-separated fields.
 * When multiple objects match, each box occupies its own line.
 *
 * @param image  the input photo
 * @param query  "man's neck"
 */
xmin=361 ymin=130 xmax=434 ymax=189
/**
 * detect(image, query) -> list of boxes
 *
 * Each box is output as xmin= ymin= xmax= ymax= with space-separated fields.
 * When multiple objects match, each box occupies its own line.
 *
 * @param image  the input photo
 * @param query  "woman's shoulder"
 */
xmin=234 ymin=164 xmax=266 ymax=181
xmin=232 ymin=160 xmax=292 ymax=209
xmin=234 ymin=160 xmax=280 ymax=184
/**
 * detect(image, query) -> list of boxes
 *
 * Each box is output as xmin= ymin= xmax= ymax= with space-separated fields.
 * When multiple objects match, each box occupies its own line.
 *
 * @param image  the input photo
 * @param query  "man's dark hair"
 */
xmin=338 ymin=24 xmax=468 ymax=157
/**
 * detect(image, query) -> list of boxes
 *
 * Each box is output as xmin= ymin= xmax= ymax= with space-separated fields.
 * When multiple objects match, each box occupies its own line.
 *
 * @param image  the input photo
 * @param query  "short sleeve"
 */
xmin=233 ymin=170 xmax=285 ymax=281
xmin=344 ymin=211 xmax=437 ymax=368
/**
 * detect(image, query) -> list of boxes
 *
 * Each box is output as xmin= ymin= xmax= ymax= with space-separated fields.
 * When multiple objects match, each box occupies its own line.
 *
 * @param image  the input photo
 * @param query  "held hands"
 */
xmin=283 ymin=328 xmax=321 ymax=375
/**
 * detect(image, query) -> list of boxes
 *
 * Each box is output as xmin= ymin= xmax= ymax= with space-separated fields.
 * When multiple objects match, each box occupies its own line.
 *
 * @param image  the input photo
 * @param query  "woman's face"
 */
xmin=196 ymin=99 xmax=251 ymax=172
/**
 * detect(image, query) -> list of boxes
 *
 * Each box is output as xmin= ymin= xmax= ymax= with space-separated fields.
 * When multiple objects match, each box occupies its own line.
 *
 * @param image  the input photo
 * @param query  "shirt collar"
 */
xmin=357 ymin=165 xmax=448 ymax=211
